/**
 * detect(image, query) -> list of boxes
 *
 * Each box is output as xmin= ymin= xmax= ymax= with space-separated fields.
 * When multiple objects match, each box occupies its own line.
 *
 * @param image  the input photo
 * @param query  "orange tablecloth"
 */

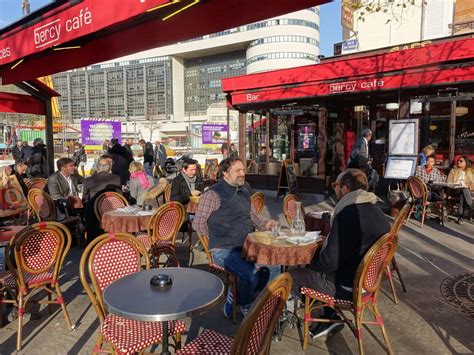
xmin=101 ymin=210 xmax=155 ymax=233
xmin=242 ymin=232 xmax=322 ymax=266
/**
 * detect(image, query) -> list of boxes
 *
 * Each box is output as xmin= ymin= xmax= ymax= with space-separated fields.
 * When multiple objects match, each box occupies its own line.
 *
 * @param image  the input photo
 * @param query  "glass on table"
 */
xmin=271 ymin=223 xmax=281 ymax=236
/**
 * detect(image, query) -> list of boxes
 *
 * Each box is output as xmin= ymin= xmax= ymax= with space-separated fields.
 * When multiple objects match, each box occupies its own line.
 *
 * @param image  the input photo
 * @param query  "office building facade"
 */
xmin=52 ymin=7 xmax=321 ymax=143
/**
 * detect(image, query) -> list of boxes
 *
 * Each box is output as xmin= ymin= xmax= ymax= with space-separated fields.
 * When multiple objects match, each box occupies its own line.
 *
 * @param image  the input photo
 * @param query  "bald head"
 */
xmin=336 ymin=169 xmax=369 ymax=192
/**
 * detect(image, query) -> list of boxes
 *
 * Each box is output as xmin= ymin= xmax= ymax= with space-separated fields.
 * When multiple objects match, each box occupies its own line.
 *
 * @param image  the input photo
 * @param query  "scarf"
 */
xmin=182 ymin=173 xmax=196 ymax=192
xmin=323 ymin=189 xmax=379 ymax=249
xmin=131 ymin=171 xmax=151 ymax=190
xmin=330 ymin=189 xmax=379 ymax=225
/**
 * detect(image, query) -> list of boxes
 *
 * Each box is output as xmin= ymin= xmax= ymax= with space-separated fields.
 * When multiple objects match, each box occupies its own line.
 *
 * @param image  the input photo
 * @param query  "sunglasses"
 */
xmin=458 ymin=159 xmax=465 ymax=163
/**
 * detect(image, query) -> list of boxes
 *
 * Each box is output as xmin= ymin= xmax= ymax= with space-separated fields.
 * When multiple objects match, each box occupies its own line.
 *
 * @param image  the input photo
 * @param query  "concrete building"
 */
xmin=53 ymin=7 xmax=321 ymax=147
xmin=342 ymin=0 xmax=473 ymax=54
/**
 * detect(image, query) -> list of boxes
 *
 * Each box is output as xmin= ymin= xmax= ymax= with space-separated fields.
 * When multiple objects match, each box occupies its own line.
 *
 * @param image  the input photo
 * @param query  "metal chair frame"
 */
xmin=250 ymin=191 xmax=265 ymax=214
xmin=302 ymin=233 xmax=398 ymax=354
xmin=93 ymin=191 xmax=129 ymax=223
xmin=406 ymin=176 xmax=446 ymax=227
xmin=177 ymin=273 xmax=292 ymax=355
xmin=79 ymin=232 xmax=182 ymax=354
xmin=3 ymin=222 xmax=75 ymax=351
xmin=145 ymin=202 xmax=185 ymax=268
xmin=164 ymin=184 xmax=172 ymax=203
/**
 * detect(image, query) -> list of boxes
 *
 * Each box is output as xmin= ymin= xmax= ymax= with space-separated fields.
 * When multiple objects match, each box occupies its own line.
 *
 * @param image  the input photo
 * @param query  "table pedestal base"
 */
xmin=273 ymin=310 xmax=300 ymax=341
xmin=161 ymin=320 xmax=171 ymax=355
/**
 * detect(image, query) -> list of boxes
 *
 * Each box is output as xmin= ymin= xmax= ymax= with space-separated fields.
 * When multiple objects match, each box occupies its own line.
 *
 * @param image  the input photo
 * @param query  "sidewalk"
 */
xmin=0 ymin=190 xmax=473 ymax=354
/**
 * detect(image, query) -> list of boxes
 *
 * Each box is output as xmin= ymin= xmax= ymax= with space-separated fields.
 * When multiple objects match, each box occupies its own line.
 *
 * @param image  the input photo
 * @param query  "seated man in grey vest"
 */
xmin=194 ymin=157 xmax=280 ymax=318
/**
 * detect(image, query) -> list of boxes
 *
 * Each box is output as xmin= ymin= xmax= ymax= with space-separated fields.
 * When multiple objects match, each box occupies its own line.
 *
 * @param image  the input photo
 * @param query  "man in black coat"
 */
xmin=12 ymin=140 xmax=23 ymax=163
xmin=109 ymin=138 xmax=132 ymax=185
xmin=170 ymin=157 xmax=203 ymax=205
xmin=28 ymin=138 xmax=47 ymax=178
xmin=289 ymin=168 xmax=390 ymax=339
xmin=82 ymin=158 xmax=123 ymax=242
xmin=123 ymin=138 xmax=134 ymax=161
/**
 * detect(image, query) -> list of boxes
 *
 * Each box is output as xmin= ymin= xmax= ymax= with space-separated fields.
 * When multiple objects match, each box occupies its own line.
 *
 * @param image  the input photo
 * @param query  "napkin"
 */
xmin=136 ymin=211 xmax=154 ymax=216
xmin=307 ymin=211 xmax=331 ymax=218
xmin=304 ymin=231 xmax=321 ymax=240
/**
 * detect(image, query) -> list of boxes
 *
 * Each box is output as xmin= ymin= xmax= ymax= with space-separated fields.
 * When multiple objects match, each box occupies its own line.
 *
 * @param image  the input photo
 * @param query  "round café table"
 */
xmin=101 ymin=209 xmax=156 ymax=233
xmin=242 ymin=231 xmax=323 ymax=266
xmin=103 ymin=267 xmax=224 ymax=355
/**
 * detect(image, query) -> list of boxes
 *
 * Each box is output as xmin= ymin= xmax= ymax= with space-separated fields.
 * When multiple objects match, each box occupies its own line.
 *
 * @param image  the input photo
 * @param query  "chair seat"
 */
xmin=177 ymin=330 xmax=233 ymax=354
xmin=301 ymin=287 xmax=353 ymax=307
xmin=1 ymin=266 xmax=55 ymax=288
xmin=102 ymin=314 xmax=186 ymax=355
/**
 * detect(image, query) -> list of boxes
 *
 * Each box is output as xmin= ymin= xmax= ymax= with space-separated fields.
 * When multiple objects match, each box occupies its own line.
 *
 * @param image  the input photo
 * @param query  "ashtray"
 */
xmin=150 ymin=274 xmax=172 ymax=288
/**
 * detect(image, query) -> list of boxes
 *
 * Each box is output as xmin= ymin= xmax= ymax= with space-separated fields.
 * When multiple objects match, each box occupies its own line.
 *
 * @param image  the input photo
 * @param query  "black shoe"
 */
xmin=309 ymin=314 xmax=344 ymax=339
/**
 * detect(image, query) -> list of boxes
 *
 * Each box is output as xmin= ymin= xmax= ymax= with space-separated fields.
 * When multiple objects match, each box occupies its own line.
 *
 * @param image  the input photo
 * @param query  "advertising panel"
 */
xmin=202 ymin=124 xmax=228 ymax=145
xmin=81 ymin=119 xmax=122 ymax=148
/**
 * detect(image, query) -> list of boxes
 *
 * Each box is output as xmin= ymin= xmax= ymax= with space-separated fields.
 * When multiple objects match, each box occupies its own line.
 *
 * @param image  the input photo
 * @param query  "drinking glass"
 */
xmin=271 ymin=223 xmax=281 ymax=236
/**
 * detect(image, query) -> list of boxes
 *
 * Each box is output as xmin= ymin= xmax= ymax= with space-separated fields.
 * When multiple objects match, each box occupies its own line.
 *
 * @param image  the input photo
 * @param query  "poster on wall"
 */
xmin=81 ymin=120 xmax=122 ymax=148
xmin=202 ymin=124 xmax=228 ymax=146
xmin=389 ymin=119 xmax=419 ymax=156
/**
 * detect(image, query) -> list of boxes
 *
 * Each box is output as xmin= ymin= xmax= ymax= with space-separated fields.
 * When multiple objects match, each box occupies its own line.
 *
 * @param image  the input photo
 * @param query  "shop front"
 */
xmin=222 ymin=35 xmax=474 ymax=193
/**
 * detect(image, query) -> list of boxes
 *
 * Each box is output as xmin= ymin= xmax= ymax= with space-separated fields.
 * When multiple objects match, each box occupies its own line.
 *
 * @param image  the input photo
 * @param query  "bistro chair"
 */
xmin=164 ymin=183 xmax=172 ymax=203
xmin=177 ymin=273 xmax=292 ymax=354
xmin=79 ymin=232 xmax=185 ymax=354
xmin=197 ymin=234 xmax=238 ymax=324
xmin=139 ymin=202 xmax=185 ymax=268
xmin=385 ymin=202 xmax=411 ymax=305
xmin=283 ymin=194 xmax=306 ymax=226
xmin=250 ymin=191 xmax=265 ymax=214
xmin=27 ymin=188 xmax=82 ymax=245
xmin=93 ymin=191 xmax=129 ymax=224
xmin=300 ymin=232 xmax=397 ymax=354
xmin=1 ymin=222 xmax=75 ymax=351
xmin=406 ymin=176 xmax=446 ymax=228
xmin=25 ymin=178 xmax=47 ymax=191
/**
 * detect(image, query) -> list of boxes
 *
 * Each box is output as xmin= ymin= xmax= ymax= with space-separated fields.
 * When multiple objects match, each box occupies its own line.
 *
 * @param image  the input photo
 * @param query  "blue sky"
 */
xmin=0 ymin=0 xmax=341 ymax=57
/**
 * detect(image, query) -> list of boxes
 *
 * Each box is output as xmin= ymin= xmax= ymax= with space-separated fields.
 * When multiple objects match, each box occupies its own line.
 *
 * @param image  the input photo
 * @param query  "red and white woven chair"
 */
xmin=138 ymin=201 xmax=185 ymax=268
xmin=79 ymin=232 xmax=185 ymax=354
xmin=197 ymin=234 xmax=238 ymax=324
xmin=250 ymin=192 xmax=265 ymax=214
xmin=283 ymin=194 xmax=306 ymax=226
xmin=301 ymin=232 xmax=397 ymax=354
xmin=406 ymin=176 xmax=446 ymax=228
xmin=93 ymin=191 xmax=129 ymax=225
xmin=1 ymin=222 xmax=75 ymax=351
xmin=177 ymin=273 xmax=292 ymax=354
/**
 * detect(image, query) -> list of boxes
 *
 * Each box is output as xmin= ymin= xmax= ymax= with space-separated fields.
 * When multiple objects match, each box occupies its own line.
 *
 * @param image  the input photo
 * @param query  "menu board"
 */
xmin=389 ymin=119 xmax=419 ymax=156
xmin=276 ymin=160 xmax=298 ymax=201
xmin=384 ymin=156 xmax=418 ymax=179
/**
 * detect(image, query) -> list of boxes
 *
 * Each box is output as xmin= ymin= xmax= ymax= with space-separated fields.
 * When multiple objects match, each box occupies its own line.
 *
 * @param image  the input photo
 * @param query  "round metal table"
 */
xmin=103 ymin=267 xmax=224 ymax=355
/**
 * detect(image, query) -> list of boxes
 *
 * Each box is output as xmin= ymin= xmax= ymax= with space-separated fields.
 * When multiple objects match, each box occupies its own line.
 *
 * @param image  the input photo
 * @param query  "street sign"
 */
xmin=342 ymin=39 xmax=358 ymax=54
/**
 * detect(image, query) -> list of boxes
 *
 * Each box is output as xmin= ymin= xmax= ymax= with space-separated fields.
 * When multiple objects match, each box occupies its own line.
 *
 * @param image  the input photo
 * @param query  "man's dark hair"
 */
xmin=100 ymin=154 xmax=114 ymax=160
xmin=138 ymin=139 xmax=146 ymax=145
xmin=57 ymin=157 xmax=74 ymax=171
xmin=340 ymin=168 xmax=369 ymax=191
xmin=219 ymin=157 xmax=243 ymax=175
xmin=111 ymin=138 xmax=119 ymax=145
xmin=426 ymin=154 xmax=436 ymax=161
xmin=182 ymin=157 xmax=197 ymax=170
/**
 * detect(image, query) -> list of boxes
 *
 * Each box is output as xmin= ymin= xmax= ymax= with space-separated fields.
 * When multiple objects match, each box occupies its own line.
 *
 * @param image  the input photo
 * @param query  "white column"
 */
xmin=171 ymin=56 xmax=185 ymax=121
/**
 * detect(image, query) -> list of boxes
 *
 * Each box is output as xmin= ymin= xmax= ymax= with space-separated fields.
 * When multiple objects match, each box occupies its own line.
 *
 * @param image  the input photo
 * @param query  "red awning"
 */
xmin=0 ymin=92 xmax=45 ymax=115
xmin=0 ymin=0 xmax=330 ymax=84
xmin=222 ymin=36 xmax=474 ymax=109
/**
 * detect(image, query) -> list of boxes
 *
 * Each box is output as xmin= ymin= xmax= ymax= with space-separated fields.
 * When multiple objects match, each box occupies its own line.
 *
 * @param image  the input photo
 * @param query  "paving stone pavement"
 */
xmin=1 ymin=190 xmax=473 ymax=354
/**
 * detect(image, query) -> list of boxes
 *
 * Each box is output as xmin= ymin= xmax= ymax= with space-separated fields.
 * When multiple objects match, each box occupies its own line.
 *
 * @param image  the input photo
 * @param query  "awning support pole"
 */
xmin=239 ymin=112 xmax=247 ymax=169
xmin=265 ymin=111 xmax=270 ymax=174
xmin=45 ymin=98 xmax=55 ymax=176
xmin=449 ymin=100 xmax=456 ymax=163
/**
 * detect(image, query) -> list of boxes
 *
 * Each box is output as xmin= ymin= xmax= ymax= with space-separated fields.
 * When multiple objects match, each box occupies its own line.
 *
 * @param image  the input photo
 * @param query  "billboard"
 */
xmin=202 ymin=124 xmax=228 ymax=145
xmin=81 ymin=119 xmax=122 ymax=147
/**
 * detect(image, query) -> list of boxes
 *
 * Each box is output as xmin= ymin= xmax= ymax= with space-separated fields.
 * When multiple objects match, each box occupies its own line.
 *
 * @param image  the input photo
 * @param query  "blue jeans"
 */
xmin=211 ymin=247 xmax=280 ymax=306
xmin=144 ymin=162 xmax=154 ymax=176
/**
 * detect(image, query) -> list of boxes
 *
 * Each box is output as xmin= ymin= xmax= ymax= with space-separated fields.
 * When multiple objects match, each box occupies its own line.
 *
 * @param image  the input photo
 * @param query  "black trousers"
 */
xmin=288 ymin=267 xmax=353 ymax=301
xmin=449 ymin=188 xmax=473 ymax=216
